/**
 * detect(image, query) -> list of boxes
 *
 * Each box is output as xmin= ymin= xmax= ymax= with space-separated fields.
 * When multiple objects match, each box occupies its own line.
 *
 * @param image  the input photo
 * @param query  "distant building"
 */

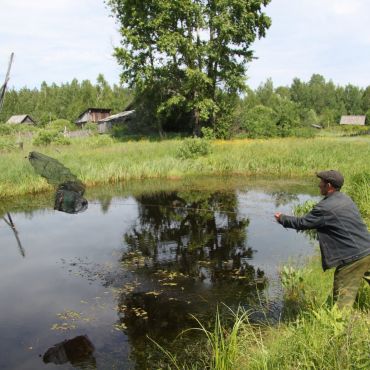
xmin=339 ymin=115 xmax=366 ymax=125
xmin=6 ymin=114 xmax=36 ymax=125
xmin=75 ymin=108 xmax=111 ymax=126
xmin=97 ymin=110 xmax=135 ymax=134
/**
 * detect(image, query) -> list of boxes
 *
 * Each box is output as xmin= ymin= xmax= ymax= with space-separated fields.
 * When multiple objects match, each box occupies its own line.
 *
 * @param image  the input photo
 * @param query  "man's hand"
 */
xmin=274 ymin=212 xmax=282 ymax=222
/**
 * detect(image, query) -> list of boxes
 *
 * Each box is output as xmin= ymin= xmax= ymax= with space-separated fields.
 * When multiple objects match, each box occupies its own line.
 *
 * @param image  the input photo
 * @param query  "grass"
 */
xmin=1 ymin=135 xmax=370 ymax=200
xmin=169 ymin=255 xmax=370 ymax=369
xmin=237 ymin=254 xmax=370 ymax=370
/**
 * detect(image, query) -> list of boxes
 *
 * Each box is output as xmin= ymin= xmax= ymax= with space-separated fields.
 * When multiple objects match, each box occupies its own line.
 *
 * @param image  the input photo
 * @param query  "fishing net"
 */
xmin=28 ymin=151 xmax=88 ymax=214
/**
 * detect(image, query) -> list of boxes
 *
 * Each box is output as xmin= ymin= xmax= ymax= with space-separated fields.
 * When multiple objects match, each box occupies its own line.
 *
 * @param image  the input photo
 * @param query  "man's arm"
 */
xmin=275 ymin=206 xmax=325 ymax=231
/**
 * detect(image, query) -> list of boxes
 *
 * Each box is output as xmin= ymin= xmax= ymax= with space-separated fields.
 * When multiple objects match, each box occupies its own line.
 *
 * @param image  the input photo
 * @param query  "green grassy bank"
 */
xmin=1 ymin=136 xmax=369 ymax=197
xmin=236 ymin=255 xmax=370 ymax=369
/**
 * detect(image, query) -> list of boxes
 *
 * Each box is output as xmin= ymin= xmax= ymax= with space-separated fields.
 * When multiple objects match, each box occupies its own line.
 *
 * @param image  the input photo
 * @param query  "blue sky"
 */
xmin=1 ymin=0 xmax=370 ymax=90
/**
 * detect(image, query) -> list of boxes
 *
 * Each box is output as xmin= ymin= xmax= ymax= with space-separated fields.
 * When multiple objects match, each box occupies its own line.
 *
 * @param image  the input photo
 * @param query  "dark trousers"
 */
xmin=333 ymin=254 xmax=370 ymax=309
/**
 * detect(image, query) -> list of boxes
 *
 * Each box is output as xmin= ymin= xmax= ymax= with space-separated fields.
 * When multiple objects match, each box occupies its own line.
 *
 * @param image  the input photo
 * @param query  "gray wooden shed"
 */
xmin=97 ymin=110 xmax=135 ymax=133
xmin=75 ymin=108 xmax=111 ymax=126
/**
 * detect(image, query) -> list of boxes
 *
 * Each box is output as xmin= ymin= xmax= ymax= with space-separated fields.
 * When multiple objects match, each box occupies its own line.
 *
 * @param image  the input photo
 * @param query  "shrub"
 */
xmin=53 ymin=136 xmax=71 ymax=145
xmin=0 ymin=124 xmax=13 ymax=135
xmin=241 ymin=105 xmax=278 ymax=138
xmin=47 ymin=119 xmax=76 ymax=132
xmin=274 ymin=99 xmax=301 ymax=136
xmin=32 ymin=130 xmax=70 ymax=146
xmin=8 ymin=124 xmax=37 ymax=134
xmin=201 ymin=127 xmax=215 ymax=140
xmin=176 ymin=137 xmax=212 ymax=159
xmin=33 ymin=130 xmax=59 ymax=146
xmin=84 ymin=122 xmax=98 ymax=133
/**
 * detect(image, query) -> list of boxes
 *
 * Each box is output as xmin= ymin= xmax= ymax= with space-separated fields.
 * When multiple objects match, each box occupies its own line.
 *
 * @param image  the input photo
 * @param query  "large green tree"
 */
xmin=107 ymin=0 xmax=271 ymax=136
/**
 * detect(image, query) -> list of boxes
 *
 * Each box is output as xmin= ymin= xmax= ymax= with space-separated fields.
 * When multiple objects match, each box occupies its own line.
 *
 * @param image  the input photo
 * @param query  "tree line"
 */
xmin=0 ymin=74 xmax=132 ymax=125
xmin=1 ymin=73 xmax=369 ymax=138
xmin=234 ymin=74 xmax=370 ymax=138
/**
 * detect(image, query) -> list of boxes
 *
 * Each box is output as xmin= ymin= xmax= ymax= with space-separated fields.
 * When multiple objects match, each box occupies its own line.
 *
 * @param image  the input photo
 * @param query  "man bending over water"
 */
xmin=274 ymin=170 xmax=370 ymax=310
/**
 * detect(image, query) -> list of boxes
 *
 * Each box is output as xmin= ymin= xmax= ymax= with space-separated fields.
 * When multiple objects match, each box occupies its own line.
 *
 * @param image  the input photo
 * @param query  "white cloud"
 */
xmin=0 ymin=0 xmax=121 ymax=88
xmin=246 ymin=0 xmax=370 ymax=88
xmin=331 ymin=0 xmax=361 ymax=15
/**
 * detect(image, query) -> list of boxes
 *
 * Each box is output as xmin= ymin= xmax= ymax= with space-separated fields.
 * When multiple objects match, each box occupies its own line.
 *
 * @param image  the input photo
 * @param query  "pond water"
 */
xmin=0 ymin=177 xmax=319 ymax=369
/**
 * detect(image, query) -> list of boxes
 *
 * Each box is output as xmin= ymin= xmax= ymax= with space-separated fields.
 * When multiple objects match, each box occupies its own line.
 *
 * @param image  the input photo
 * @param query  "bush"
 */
xmin=0 ymin=124 xmax=13 ymax=135
xmin=33 ymin=130 xmax=59 ymax=146
xmin=201 ymin=127 xmax=216 ymax=140
xmin=274 ymin=99 xmax=301 ymax=136
xmin=111 ymin=124 xmax=129 ymax=138
xmin=84 ymin=122 xmax=98 ymax=133
xmin=3 ymin=124 xmax=37 ymax=134
xmin=241 ymin=105 xmax=278 ymax=138
xmin=53 ymin=136 xmax=71 ymax=145
xmin=47 ymin=119 xmax=76 ymax=132
xmin=32 ymin=130 xmax=71 ymax=146
xmin=176 ymin=138 xmax=212 ymax=159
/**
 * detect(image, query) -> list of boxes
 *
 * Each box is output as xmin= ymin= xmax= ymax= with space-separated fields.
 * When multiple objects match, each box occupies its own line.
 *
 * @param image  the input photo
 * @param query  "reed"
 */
xmin=1 ymin=136 xmax=370 ymax=199
xmin=177 ymin=256 xmax=370 ymax=369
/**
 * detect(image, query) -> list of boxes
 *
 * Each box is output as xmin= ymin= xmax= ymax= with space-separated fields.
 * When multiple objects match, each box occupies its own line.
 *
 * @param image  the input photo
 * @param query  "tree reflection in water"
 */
xmin=113 ymin=190 xmax=267 ymax=367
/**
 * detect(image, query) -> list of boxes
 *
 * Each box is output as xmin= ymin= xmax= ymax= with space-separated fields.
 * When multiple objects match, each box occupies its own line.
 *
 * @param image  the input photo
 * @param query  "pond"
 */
xmin=0 ymin=176 xmax=320 ymax=369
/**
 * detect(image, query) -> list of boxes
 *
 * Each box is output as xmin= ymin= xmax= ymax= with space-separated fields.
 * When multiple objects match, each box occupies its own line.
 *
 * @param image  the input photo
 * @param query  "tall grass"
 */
xmin=237 ymin=254 xmax=370 ymax=369
xmin=152 ymin=306 xmax=251 ymax=370
xmin=239 ymin=306 xmax=370 ymax=369
xmin=168 ymin=256 xmax=370 ymax=369
xmin=190 ymin=307 xmax=249 ymax=370
xmin=1 ymin=136 xmax=370 ymax=199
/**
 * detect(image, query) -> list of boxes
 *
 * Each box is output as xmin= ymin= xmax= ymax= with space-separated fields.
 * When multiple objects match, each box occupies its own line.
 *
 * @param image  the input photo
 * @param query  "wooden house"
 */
xmin=97 ymin=110 xmax=135 ymax=134
xmin=6 ymin=114 xmax=36 ymax=125
xmin=75 ymin=108 xmax=111 ymax=126
xmin=339 ymin=115 xmax=366 ymax=125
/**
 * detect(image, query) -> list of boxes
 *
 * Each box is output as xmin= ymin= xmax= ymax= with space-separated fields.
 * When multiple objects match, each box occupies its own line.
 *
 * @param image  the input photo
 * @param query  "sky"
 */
xmin=1 ymin=0 xmax=370 ymax=90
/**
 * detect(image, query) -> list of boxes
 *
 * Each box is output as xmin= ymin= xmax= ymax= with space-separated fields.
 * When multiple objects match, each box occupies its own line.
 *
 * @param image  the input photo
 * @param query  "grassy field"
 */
xmin=1 ymin=135 xmax=369 ymax=195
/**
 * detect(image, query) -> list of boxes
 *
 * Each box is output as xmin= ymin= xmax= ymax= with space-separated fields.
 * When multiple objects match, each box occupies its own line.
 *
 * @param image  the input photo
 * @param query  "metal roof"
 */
xmin=98 ymin=110 xmax=135 ymax=123
xmin=340 ymin=115 xmax=366 ymax=125
xmin=6 ymin=114 xmax=35 ymax=124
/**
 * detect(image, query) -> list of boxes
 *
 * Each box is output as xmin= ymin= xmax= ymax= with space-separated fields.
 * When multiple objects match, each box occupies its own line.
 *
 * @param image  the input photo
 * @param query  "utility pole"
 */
xmin=0 ymin=52 xmax=14 ymax=112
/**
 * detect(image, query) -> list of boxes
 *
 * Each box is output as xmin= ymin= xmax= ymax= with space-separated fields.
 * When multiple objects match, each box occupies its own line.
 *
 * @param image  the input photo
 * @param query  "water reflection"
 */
xmin=0 ymin=179 xmax=318 ymax=370
xmin=270 ymin=191 xmax=299 ymax=207
xmin=109 ymin=190 xmax=267 ymax=366
xmin=2 ymin=212 xmax=25 ymax=257
xmin=43 ymin=335 xmax=96 ymax=369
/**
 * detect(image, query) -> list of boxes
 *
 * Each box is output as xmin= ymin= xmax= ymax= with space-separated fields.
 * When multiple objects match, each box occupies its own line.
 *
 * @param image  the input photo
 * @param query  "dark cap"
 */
xmin=316 ymin=170 xmax=344 ymax=189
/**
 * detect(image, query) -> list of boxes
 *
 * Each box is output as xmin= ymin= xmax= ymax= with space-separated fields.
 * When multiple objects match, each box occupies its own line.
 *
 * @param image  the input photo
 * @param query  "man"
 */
xmin=274 ymin=170 xmax=370 ymax=310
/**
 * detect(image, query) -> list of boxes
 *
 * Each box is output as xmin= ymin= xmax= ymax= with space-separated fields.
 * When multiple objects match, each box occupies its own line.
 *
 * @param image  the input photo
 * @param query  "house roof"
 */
xmin=98 ymin=110 xmax=135 ymax=123
xmin=340 ymin=115 xmax=366 ymax=125
xmin=6 ymin=114 xmax=35 ymax=124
